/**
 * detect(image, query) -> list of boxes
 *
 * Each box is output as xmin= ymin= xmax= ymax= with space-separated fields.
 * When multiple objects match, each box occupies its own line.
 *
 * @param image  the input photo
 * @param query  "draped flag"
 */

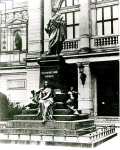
xmin=53 ymin=0 xmax=65 ymax=13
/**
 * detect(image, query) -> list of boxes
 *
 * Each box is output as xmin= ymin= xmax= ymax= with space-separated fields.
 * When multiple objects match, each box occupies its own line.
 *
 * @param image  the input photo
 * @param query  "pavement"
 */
xmin=0 ymin=129 xmax=120 ymax=150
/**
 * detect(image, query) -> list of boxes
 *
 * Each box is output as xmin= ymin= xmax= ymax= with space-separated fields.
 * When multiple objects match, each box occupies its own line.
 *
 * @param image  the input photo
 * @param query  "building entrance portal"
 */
xmin=91 ymin=61 xmax=119 ymax=116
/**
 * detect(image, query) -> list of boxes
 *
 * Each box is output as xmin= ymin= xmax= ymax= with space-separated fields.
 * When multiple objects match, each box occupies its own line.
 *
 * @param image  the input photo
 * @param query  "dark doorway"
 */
xmin=65 ymin=63 xmax=78 ymax=108
xmin=65 ymin=63 xmax=78 ymax=91
xmin=91 ymin=61 xmax=119 ymax=116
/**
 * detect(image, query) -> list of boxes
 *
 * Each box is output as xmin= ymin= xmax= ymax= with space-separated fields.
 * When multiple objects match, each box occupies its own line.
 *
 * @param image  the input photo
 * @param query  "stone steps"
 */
xmin=0 ymin=130 xmax=117 ymax=148
xmin=14 ymin=113 xmax=89 ymax=121
xmin=53 ymin=102 xmax=68 ymax=109
xmin=54 ymin=114 xmax=88 ymax=121
xmin=54 ymin=109 xmax=73 ymax=115
xmin=0 ymin=125 xmax=96 ymax=136
xmin=22 ymin=109 xmax=73 ymax=115
xmin=6 ymin=119 xmax=94 ymax=130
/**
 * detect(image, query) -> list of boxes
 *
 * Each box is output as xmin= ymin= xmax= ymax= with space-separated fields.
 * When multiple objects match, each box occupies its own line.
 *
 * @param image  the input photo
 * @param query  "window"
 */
xmin=60 ymin=0 xmax=80 ymax=39
xmin=62 ymin=11 xmax=79 ymax=39
xmin=61 ymin=0 xmax=79 ymax=7
xmin=96 ymin=5 xmax=118 ymax=35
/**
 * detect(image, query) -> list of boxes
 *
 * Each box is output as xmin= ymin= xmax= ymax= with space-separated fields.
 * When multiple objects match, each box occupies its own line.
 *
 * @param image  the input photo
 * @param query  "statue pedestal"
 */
xmin=38 ymin=55 xmax=68 ymax=90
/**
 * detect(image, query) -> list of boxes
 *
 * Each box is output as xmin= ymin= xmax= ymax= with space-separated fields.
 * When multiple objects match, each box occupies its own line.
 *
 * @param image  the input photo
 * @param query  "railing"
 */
xmin=62 ymin=39 xmax=80 ymax=51
xmin=91 ymin=35 xmax=119 ymax=49
xmin=0 ymin=51 xmax=27 ymax=66
xmin=89 ymin=125 xmax=116 ymax=141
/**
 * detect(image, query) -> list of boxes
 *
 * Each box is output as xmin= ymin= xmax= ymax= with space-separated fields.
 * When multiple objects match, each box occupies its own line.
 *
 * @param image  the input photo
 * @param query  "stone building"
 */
xmin=0 ymin=0 xmax=119 ymax=121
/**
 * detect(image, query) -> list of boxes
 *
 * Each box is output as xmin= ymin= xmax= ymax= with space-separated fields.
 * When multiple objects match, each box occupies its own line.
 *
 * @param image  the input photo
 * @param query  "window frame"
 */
xmin=63 ymin=11 xmax=79 ymax=39
xmin=96 ymin=5 xmax=118 ymax=35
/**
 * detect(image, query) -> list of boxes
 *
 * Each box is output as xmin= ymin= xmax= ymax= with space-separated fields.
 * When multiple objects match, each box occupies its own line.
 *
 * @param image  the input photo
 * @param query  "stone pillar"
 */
xmin=77 ymin=63 xmax=93 ymax=115
xmin=44 ymin=0 xmax=52 ymax=53
xmin=28 ymin=0 xmax=44 ymax=53
xmin=79 ymin=0 xmax=90 ymax=48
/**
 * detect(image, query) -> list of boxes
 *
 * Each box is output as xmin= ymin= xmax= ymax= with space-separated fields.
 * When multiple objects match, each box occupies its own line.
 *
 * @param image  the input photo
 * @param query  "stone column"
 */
xmin=77 ymin=62 xmax=93 ymax=115
xmin=44 ymin=0 xmax=52 ymax=53
xmin=28 ymin=0 xmax=44 ymax=54
xmin=79 ymin=0 xmax=90 ymax=49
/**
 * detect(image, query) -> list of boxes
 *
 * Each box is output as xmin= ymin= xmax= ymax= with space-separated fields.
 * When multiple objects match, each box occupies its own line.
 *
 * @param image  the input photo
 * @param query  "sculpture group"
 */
xmin=26 ymin=10 xmax=79 ymax=123
xmin=27 ymin=81 xmax=80 ymax=123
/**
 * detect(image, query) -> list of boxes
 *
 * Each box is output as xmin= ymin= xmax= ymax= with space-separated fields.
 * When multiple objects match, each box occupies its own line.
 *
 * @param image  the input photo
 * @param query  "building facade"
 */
xmin=0 ymin=0 xmax=119 ymax=119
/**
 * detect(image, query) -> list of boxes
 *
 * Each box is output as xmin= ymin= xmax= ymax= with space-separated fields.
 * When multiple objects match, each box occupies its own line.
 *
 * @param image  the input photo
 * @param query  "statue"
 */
xmin=25 ymin=90 xmax=39 ymax=110
xmin=45 ymin=13 xmax=66 ymax=55
xmin=15 ymin=31 xmax=22 ymax=51
xmin=66 ymin=86 xmax=80 ymax=115
xmin=38 ymin=81 xmax=54 ymax=123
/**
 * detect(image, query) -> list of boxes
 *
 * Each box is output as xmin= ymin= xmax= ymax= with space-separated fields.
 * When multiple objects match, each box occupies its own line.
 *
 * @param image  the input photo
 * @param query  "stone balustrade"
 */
xmin=89 ymin=125 xmax=116 ymax=141
xmin=62 ymin=39 xmax=80 ymax=51
xmin=91 ymin=35 xmax=119 ymax=49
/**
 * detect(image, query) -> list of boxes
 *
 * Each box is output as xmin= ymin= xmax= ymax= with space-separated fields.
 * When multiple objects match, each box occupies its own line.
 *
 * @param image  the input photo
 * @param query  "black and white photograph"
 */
xmin=0 ymin=0 xmax=119 ymax=150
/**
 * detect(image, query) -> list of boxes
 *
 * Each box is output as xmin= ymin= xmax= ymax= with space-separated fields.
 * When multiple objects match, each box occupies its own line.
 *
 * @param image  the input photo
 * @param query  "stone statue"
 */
xmin=45 ymin=13 xmax=66 ymax=55
xmin=15 ymin=31 xmax=22 ymax=51
xmin=66 ymin=86 xmax=80 ymax=115
xmin=38 ymin=81 xmax=54 ymax=123
xmin=25 ymin=90 xmax=39 ymax=109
